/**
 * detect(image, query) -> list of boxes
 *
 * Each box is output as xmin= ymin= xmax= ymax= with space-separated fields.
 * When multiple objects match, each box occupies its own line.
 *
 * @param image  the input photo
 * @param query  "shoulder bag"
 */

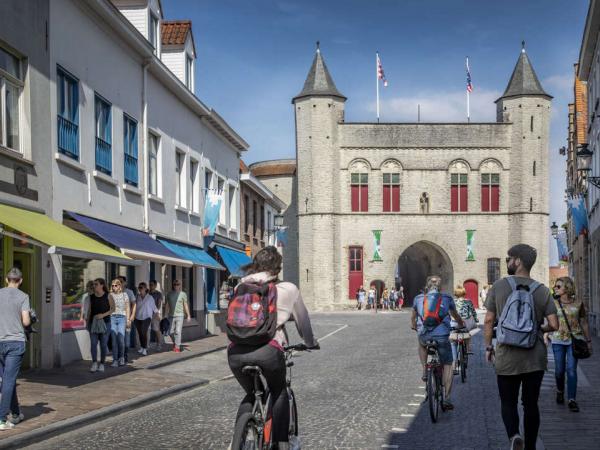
xmin=557 ymin=299 xmax=590 ymax=360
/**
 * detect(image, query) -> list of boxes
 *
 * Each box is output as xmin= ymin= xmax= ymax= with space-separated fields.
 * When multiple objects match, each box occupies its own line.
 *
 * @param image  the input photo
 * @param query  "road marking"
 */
xmin=209 ymin=374 xmax=235 ymax=384
xmin=318 ymin=324 xmax=349 ymax=342
xmin=413 ymin=394 xmax=425 ymax=397
xmin=381 ymin=445 xmax=399 ymax=449
xmin=407 ymin=403 xmax=420 ymax=406
xmin=400 ymin=413 xmax=415 ymax=417
xmin=417 ymin=385 xmax=425 ymax=389
xmin=391 ymin=428 xmax=407 ymax=432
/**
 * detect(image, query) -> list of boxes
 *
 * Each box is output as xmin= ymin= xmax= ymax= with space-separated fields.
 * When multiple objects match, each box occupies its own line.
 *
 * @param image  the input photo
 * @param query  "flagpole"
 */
xmin=466 ymin=56 xmax=470 ymax=123
xmin=376 ymin=52 xmax=380 ymax=123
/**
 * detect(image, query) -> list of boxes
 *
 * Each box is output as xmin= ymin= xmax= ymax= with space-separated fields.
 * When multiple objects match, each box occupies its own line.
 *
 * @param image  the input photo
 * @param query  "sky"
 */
xmin=165 ymin=0 xmax=590 ymax=265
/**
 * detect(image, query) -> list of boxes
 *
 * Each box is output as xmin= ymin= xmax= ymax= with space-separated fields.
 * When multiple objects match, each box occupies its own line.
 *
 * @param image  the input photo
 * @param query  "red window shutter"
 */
xmin=451 ymin=185 xmax=458 ymax=212
xmin=383 ymin=185 xmax=391 ymax=212
xmin=392 ymin=185 xmax=400 ymax=212
xmin=481 ymin=185 xmax=490 ymax=212
xmin=460 ymin=185 xmax=468 ymax=212
xmin=351 ymin=185 xmax=359 ymax=212
xmin=360 ymin=185 xmax=369 ymax=211
xmin=491 ymin=185 xmax=500 ymax=211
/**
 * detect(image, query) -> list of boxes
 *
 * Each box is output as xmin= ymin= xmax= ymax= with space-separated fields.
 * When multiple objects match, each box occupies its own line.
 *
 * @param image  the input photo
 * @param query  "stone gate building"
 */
xmin=255 ymin=45 xmax=551 ymax=310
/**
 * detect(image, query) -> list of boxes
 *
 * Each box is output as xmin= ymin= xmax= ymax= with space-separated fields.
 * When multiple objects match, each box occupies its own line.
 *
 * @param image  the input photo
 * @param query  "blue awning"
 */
xmin=67 ymin=212 xmax=192 ymax=266
xmin=216 ymin=245 xmax=252 ymax=278
xmin=158 ymin=239 xmax=225 ymax=271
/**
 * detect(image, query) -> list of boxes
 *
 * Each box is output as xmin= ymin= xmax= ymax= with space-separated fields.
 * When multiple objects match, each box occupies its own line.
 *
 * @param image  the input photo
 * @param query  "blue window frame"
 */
xmin=94 ymin=94 xmax=112 ymax=175
xmin=123 ymin=114 xmax=138 ymax=186
xmin=56 ymin=66 xmax=79 ymax=159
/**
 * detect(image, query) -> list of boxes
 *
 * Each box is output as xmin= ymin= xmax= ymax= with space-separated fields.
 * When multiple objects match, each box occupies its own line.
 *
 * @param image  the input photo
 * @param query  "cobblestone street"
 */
xmin=20 ymin=312 xmax=599 ymax=449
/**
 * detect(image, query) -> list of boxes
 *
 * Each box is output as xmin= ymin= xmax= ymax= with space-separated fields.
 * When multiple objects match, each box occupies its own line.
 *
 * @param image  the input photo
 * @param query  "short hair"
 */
xmin=6 ymin=267 xmax=22 ymax=282
xmin=556 ymin=276 xmax=576 ymax=298
xmin=454 ymin=285 xmax=466 ymax=297
xmin=118 ymin=275 xmax=127 ymax=283
xmin=425 ymin=275 xmax=442 ymax=292
xmin=242 ymin=246 xmax=282 ymax=276
xmin=149 ymin=279 xmax=158 ymax=285
xmin=507 ymin=244 xmax=537 ymax=271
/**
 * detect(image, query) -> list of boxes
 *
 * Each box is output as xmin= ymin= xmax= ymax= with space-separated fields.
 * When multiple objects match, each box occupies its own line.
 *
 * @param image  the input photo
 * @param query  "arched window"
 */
xmin=349 ymin=159 xmax=369 ymax=212
xmin=381 ymin=160 xmax=401 ymax=212
xmin=449 ymin=161 xmax=469 ymax=212
xmin=480 ymin=160 xmax=501 ymax=212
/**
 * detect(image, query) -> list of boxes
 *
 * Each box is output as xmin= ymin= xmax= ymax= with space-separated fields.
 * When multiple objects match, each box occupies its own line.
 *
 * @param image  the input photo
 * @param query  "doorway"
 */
xmin=464 ymin=279 xmax=479 ymax=309
xmin=13 ymin=249 xmax=39 ymax=370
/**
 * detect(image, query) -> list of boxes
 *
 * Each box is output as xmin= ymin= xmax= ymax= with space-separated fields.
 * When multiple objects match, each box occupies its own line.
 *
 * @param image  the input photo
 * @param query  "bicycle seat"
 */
xmin=425 ymin=341 xmax=438 ymax=355
xmin=241 ymin=365 xmax=263 ymax=376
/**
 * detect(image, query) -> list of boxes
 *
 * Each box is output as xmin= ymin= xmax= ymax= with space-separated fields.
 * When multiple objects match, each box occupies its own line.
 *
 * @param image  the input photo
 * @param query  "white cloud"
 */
xmin=543 ymin=74 xmax=572 ymax=96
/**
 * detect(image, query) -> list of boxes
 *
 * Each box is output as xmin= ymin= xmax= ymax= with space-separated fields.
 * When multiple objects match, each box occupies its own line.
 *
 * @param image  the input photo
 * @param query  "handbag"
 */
xmin=91 ymin=316 xmax=107 ymax=334
xmin=557 ymin=300 xmax=591 ymax=360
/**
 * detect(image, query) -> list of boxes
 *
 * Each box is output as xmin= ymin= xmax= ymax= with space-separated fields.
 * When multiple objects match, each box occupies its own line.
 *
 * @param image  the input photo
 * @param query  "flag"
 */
xmin=568 ymin=195 xmax=589 ymax=236
xmin=377 ymin=53 xmax=388 ymax=87
xmin=466 ymin=57 xmax=473 ymax=92
xmin=372 ymin=230 xmax=383 ymax=261
xmin=202 ymin=189 xmax=223 ymax=237
xmin=275 ymin=227 xmax=288 ymax=248
xmin=556 ymin=231 xmax=569 ymax=262
xmin=466 ymin=230 xmax=475 ymax=261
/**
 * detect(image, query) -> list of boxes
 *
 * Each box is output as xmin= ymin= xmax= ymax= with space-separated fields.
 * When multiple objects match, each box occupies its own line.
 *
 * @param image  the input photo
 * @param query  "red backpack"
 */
xmin=226 ymin=282 xmax=278 ymax=345
xmin=422 ymin=293 xmax=444 ymax=330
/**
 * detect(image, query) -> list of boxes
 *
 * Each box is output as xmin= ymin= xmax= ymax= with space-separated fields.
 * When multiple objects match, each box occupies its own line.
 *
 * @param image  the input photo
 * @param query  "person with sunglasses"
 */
xmin=134 ymin=282 xmax=158 ymax=356
xmin=88 ymin=278 xmax=115 ymax=373
xmin=165 ymin=279 xmax=191 ymax=353
xmin=544 ymin=276 xmax=593 ymax=412
xmin=109 ymin=278 xmax=130 ymax=367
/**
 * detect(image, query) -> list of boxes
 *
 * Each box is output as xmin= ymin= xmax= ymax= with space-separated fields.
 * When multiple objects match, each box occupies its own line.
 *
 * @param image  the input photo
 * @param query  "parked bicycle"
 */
xmin=424 ymin=339 xmax=445 ymax=423
xmin=231 ymin=343 xmax=312 ymax=450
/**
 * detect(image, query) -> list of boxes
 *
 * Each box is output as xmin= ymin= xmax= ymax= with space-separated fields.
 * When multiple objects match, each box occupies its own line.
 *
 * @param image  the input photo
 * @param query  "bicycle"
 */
xmin=231 ymin=343 xmax=311 ymax=450
xmin=424 ymin=340 xmax=445 ymax=423
xmin=451 ymin=327 xmax=470 ymax=383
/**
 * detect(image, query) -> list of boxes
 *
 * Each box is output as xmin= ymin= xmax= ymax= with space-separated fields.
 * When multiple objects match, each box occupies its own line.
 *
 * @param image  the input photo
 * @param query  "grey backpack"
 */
xmin=496 ymin=277 xmax=541 ymax=349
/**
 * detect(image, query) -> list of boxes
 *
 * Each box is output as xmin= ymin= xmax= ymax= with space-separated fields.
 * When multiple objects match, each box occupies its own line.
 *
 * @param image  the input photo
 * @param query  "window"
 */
xmin=218 ymin=178 xmax=226 ymax=224
xmin=229 ymin=186 xmax=237 ymax=229
xmin=190 ymin=160 xmax=199 ymax=213
xmin=175 ymin=151 xmax=185 ymax=206
xmin=252 ymin=200 xmax=258 ymax=237
xmin=450 ymin=173 xmax=468 ymax=212
xmin=481 ymin=173 xmax=500 ymax=212
xmin=530 ymin=115 xmax=534 ymax=132
xmin=267 ymin=211 xmax=272 ymax=244
xmin=260 ymin=205 xmax=265 ymax=240
xmin=185 ymin=54 xmax=193 ymax=90
xmin=382 ymin=172 xmax=400 ymax=212
xmin=149 ymin=13 xmax=159 ymax=53
xmin=487 ymin=258 xmax=500 ymax=284
xmin=244 ymin=194 xmax=249 ymax=234
xmin=94 ymin=95 xmax=112 ymax=174
xmin=0 ymin=47 xmax=22 ymax=151
xmin=148 ymin=132 xmax=159 ymax=195
xmin=123 ymin=115 xmax=138 ymax=186
xmin=57 ymin=67 xmax=79 ymax=159
xmin=350 ymin=173 xmax=368 ymax=212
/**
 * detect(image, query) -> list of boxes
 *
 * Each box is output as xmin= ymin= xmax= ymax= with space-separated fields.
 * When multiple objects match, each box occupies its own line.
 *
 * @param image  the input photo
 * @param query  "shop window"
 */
xmin=350 ymin=173 xmax=368 ymax=212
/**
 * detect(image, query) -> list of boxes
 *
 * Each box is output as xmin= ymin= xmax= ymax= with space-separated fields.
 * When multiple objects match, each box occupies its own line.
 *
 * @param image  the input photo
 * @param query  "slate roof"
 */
xmin=161 ymin=20 xmax=192 ymax=46
xmin=293 ymin=48 xmax=346 ymax=102
xmin=497 ymin=49 xmax=552 ymax=101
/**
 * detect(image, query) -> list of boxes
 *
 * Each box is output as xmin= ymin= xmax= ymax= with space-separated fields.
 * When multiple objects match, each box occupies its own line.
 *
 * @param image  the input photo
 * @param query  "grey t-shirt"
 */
xmin=485 ymin=276 xmax=557 ymax=376
xmin=0 ymin=287 xmax=31 ymax=342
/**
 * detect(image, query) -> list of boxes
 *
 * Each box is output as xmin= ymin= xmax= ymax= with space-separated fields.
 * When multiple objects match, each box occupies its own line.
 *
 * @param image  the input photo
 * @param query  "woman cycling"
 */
xmin=227 ymin=246 xmax=319 ymax=450
xmin=450 ymin=285 xmax=478 ymax=372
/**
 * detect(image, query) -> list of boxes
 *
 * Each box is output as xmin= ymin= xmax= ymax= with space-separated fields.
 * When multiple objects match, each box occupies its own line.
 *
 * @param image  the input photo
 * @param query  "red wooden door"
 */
xmin=348 ymin=246 xmax=363 ymax=299
xmin=464 ymin=279 xmax=479 ymax=309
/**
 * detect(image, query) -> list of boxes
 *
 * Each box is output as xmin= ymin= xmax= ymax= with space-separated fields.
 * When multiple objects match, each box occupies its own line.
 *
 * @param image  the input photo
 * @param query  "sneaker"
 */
xmin=510 ymin=434 xmax=524 ymax=450
xmin=141 ymin=348 xmax=147 ymax=356
xmin=119 ymin=357 xmax=125 ymax=366
xmin=98 ymin=363 xmax=105 ymax=372
xmin=173 ymin=346 xmax=181 ymax=353
xmin=0 ymin=421 xmax=15 ymax=431
xmin=137 ymin=348 xmax=144 ymax=354
xmin=111 ymin=360 xmax=119 ymax=368
xmin=568 ymin=400 xmax=580 ymax=412
xmin=90 ymin=362 xmax=98 ymax=373
xmin=442 ymin=400 xmax=454 ymax=411
xmin=556 ymin=391 xmax=565 ymax=404
xmin=8 ymin=413 xmax=24 ymax=425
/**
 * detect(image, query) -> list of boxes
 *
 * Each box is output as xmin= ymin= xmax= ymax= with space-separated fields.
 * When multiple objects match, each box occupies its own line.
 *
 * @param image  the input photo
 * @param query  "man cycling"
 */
xmin=227 ymin=246 xmax=319 ymax=450
xmin=411 ymin=275 xmax=464 ymax=410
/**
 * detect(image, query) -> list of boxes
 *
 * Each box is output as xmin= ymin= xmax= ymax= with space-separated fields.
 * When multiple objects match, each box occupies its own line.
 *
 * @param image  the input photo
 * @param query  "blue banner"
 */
xmin=556 ymin=231 xmax=569 ymax=262
xmin=276 ymin=227 xmax=288 ymax=248
xmin=202 ymin=190 xmax=223 ymax=237
xmin=567 ymin=196 xmax=589 ymax=236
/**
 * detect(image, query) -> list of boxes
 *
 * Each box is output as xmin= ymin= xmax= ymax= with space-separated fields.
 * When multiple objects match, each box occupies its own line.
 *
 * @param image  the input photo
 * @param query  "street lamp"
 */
xmin=274 ymin=214 xmax=284 ymax=228
xmin=550 ymin=222 xmax=559 ymax=239
xmin=576 ymin=144 xmax=600 ymax=189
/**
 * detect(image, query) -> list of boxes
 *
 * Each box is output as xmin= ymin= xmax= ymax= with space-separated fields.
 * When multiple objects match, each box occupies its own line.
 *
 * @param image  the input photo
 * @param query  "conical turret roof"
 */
xmin=293 ymin=45 xmax=346 ymax=102
xmin=496 ymin=45 xmax=552 ymax=102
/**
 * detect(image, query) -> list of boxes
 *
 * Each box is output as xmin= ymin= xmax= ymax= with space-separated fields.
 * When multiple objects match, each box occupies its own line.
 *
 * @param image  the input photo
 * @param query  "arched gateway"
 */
xmin=397 ymin=241 xmax=454 ymax=306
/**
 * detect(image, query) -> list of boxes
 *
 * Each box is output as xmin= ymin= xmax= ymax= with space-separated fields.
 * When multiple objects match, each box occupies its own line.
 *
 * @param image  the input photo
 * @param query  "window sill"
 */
xmin=175 ymin=204 xmax=190 ymax=213
xmin=189 ymin=210 xmax=202 ymax=219
xmin=148 ymin=194 xmax=165 ymax=205
xmin=93 ymin=170 xmax=118 ymax=186
xmin=55 ymin=152 xmax=85 ymax=172
xmin=0 ymin=145 xmax=34 ymax=166
xmin=123 ymin=183 xmax=142 ymax=196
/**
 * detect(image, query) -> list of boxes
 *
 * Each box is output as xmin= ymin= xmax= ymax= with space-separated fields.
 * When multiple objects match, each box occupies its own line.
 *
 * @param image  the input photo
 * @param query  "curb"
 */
xmin=0 ymin=379 xmax=209 ymax=450
xmin=144 ymin=344 xmax=228 ymax=370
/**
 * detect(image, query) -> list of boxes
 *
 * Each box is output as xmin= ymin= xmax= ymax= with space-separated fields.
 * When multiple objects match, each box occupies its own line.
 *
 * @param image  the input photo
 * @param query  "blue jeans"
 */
xmin=0 ymin=341 xmax=25 ymax=419
xmin=110 ymin=315 xmax=126 ymax=361
xmin=552 ymin=343 xmax=578 ymax=400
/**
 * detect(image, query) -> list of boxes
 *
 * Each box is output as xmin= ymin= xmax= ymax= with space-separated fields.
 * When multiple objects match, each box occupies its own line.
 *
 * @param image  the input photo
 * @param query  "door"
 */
xmin=464 ymin=279 xmax=479 ymax=309
xmin=206 ymin=268 xmax=218 ymax=311
xmin=13 ymin=251 xmax=38 ymax=369
xmin=348 ymin=247 xmax=363 ymax=299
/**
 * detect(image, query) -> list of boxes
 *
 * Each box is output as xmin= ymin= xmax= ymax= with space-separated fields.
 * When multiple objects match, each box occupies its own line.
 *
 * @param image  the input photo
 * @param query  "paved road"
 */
xmin=26 ymin=312 xmax=509 ymax=449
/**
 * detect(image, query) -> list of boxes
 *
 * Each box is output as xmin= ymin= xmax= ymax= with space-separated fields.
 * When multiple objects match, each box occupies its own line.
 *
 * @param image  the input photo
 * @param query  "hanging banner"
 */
xmin=275 ymin=227 xmax=288 ymax=248
xmin=202 ymin=190 xmax=223 ymax=237
xmin=567 ymin=196 xmax=589 ymax=236
xmin=372 ymin=230 xmax=382 ymax=261
xmin=466 ymin=229 xmax=475 ymax=261
xmin=556 ymin=231 xmax=569 ymax=262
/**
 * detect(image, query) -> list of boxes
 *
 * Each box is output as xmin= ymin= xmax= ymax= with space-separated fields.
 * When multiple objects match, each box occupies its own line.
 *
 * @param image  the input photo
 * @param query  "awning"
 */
xmin=0 ymin=204 xmax=132 ymax=264
xmin=216 ymin=245 xmax=252 ymax=278
xmin=67 ymin=212 xmax=192 ymax=267
xmin=157 ymin=238 xmax=224 ymax=270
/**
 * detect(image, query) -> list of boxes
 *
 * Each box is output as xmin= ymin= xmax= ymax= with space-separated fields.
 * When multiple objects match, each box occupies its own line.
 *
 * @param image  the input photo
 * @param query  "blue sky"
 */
xmin=165 ymin=0 xmax=590 ymax=264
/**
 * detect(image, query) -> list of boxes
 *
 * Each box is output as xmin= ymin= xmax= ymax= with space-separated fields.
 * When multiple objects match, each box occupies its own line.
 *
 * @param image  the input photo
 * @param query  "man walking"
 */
xmin=148 ymin=280 xmax=164 ymax=351
xmin=165 ymin=279 xmax=191 ymax=352
xmin=0 ymin=268 xmax=31 ymax=430
xmin=484 ymin=244 xmax=558 ymax=450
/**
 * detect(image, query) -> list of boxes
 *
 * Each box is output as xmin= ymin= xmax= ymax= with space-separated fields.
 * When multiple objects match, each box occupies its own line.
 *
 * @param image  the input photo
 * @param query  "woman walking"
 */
xmin=88 ymin=278 xmax=114 ymax=373
xmin=109 ymin=278 xmax=130 ymax=367
xmin=382 ymin=288 xmax=390 ymax=310
xmin=544 ymin=277 xmax=593 ymax=412
xmin=134 ymin=282 xmax=158 ymax=356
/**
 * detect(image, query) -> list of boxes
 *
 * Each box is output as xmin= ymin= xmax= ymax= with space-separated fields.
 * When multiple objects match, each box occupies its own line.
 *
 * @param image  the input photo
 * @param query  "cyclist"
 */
xmin=227 ymin=246 xmax=319 ymax=450
xmin=411 ymin=275 xmax=465 ymax=410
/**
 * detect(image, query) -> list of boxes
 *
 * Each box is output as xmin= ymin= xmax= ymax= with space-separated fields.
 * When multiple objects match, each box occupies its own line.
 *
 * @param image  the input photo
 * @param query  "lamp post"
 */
xmin=550 ymin=222 xmax=559 ymax=239
xmin=576 ymin=144 xmax=600 ymax=189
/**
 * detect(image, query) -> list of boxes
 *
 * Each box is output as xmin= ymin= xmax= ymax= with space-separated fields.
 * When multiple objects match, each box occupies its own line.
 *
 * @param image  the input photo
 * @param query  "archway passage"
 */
xmin=397 ymin=241 xmax=453 ymax=306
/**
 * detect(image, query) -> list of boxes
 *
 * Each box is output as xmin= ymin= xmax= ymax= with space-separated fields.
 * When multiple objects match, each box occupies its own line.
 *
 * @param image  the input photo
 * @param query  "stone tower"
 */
xmin=495 ymin=44 xmax=552 ymax=280
xmin=293 ymin=45 xmax=346 ymax=309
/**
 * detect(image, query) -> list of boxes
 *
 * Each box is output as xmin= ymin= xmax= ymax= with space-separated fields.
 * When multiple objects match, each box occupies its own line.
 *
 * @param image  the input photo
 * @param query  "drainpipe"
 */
xmin=142 ymin=60 xmax=150 ymax=231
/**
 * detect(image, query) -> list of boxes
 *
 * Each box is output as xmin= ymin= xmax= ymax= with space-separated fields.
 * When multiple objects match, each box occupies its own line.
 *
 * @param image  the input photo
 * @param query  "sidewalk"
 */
xmin=0 ymin=333 xmax=228 ymax=446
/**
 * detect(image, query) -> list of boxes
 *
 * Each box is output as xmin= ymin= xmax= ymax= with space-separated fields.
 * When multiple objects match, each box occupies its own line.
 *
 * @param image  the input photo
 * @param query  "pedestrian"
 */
xmin=389 ymin=288 xmax=396 ymax=310
xmin=544 ymin=276 xmax=593 ymax=413
xmin=118 ymin=276 xmax=136 ymax=363
xmin=367 ymin=287 xmax=375 ymax=309
xmin=479 ymin=284 xmax=489 ymax=311
xmin=382 ymin=288 xmax=390 ymax=310
xmin=356 ymin=285 xmax=366 ymax=310
xmin=484 ymin=244 xmax=558 ymax=450
xmin=0 ymin=268 xmax=31 ymax=430
xmin=79 ymin=280 xmax=94 ymax=326
xmin=398 ymin=285 xmax=405 ymax=309
xmin=148 ymin=280 xmax=164 ymax=351
xmin=88 ymin=278 xmax=114 ymax=373
xmin=109 ymin=278 xmax=130 ymax=367
xmin=134 ymin=282 xmax=158 ymax=356
xmin=165 ymin=279 xmax=191 ymax=352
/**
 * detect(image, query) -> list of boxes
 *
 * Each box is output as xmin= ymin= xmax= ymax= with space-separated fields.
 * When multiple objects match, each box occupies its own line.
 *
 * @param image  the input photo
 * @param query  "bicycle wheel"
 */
xmin=459 ymin=344 xmax=467 ymax=383
xmin=427 ymin=368 xmax=439 ymax=423
xmin=232 ymin=412 xmax=261 ymax=450
xmin=288 ymin=388 xmax=299 ymax=438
